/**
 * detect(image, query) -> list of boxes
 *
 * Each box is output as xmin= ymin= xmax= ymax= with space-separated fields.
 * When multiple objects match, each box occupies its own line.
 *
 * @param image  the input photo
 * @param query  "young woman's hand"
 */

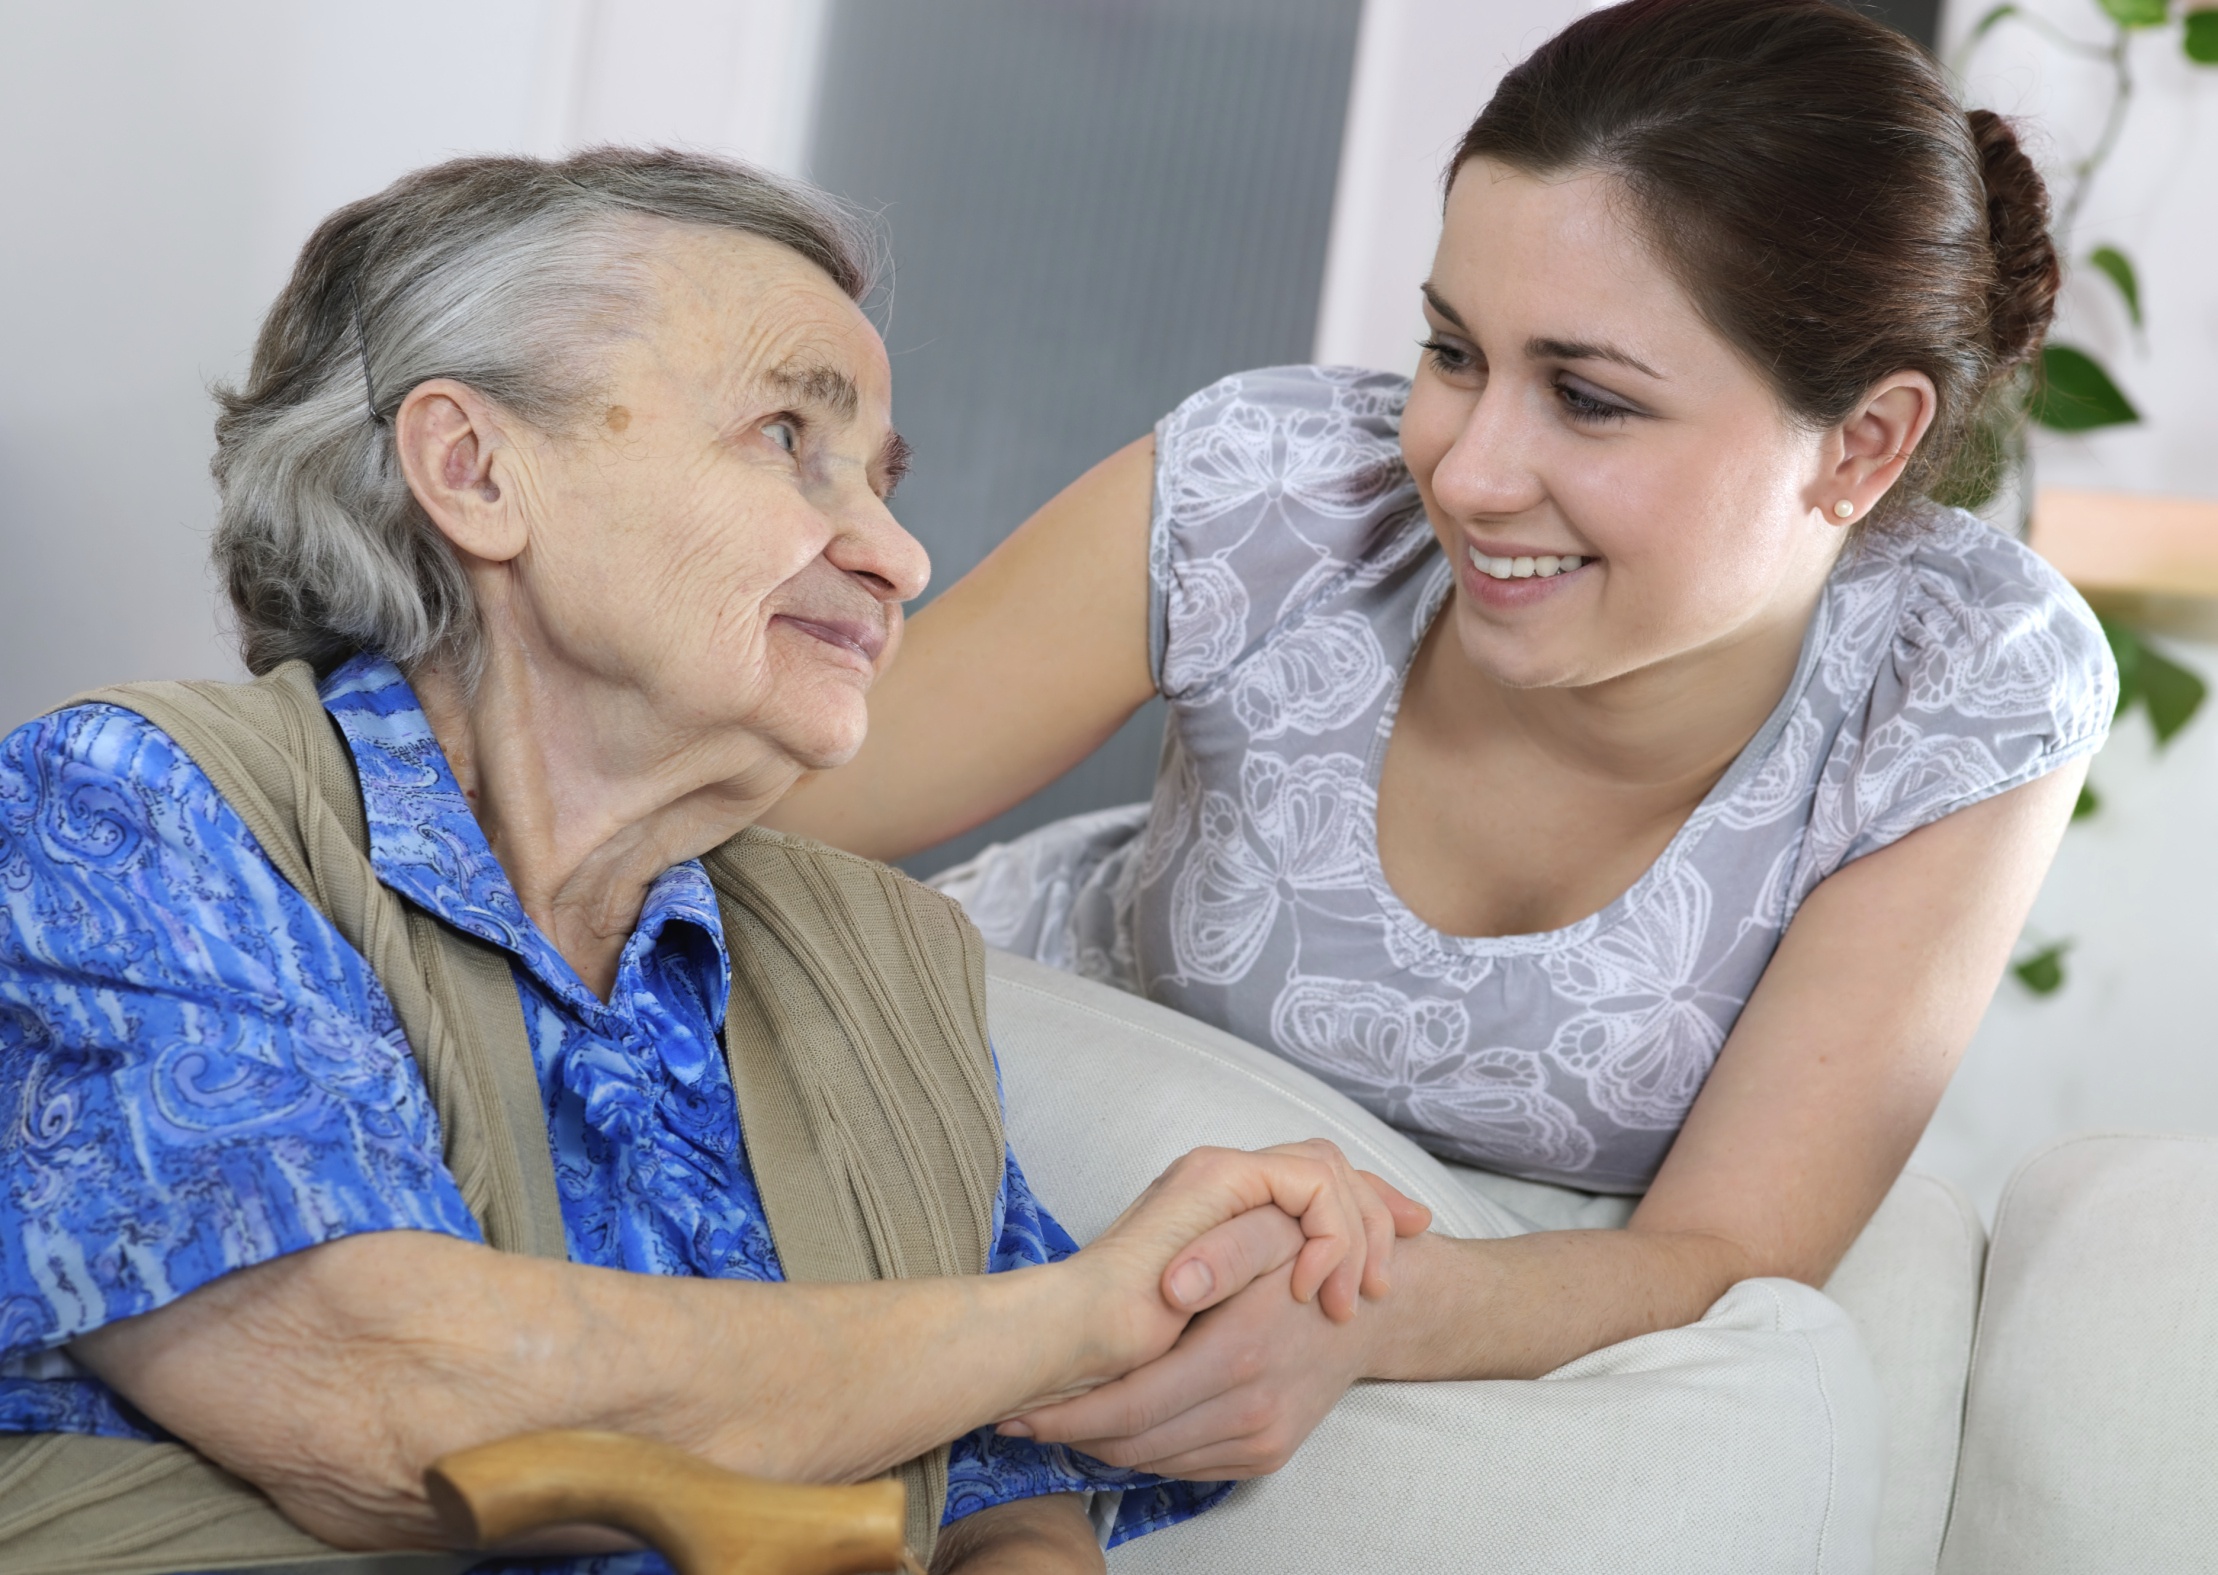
xmin=1059 ymin=1142 xmax=1429 ymax=1395
xmin=1008 ymin=1203 xmax=1437 ymax=1481
xmin=1000 ymin=1254 xmax=1380 ymax=1479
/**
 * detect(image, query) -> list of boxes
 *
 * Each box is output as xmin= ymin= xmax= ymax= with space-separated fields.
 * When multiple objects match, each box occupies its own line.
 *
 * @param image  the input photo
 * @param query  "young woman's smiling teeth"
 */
xmin=1467 ymin=547 xmax=1588 ymax=580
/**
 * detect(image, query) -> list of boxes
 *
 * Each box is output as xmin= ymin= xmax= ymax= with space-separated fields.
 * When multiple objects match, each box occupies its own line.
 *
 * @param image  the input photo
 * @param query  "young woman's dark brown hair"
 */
xmin=1456 ymin=0 xmax=2061 ymax=522
xmin=771 ymin=2 xmax=2113 ymax=1562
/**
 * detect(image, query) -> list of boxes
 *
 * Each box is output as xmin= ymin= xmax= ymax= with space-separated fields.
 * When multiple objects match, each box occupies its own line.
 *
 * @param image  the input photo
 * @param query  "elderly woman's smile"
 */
xmin=388 ymin=225 xmax=928 ymax=995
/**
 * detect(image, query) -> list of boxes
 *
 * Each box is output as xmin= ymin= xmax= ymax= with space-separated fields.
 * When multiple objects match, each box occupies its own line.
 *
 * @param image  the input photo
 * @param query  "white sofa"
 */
xmin=984 ymin=949 xmax=2218 ymax=1574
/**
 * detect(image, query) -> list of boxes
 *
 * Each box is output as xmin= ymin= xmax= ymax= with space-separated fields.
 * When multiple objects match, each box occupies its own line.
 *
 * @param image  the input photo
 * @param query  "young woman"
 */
xmin=772 ymin=0 xmax=2110 ymax=1559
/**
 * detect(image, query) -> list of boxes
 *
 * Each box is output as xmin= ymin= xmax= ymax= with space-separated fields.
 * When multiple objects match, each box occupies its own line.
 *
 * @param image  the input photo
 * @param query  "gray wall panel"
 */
xmin=807 ymin=0 xmax=1361 ymax=874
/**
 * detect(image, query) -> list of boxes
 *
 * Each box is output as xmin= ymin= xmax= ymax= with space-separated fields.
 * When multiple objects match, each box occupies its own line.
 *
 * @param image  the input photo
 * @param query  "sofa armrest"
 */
xmin=1825 ymin=1172 xmax=1986 ymax=1575
xmin=1940 ymin=1132 xmax=2218 ymax=1574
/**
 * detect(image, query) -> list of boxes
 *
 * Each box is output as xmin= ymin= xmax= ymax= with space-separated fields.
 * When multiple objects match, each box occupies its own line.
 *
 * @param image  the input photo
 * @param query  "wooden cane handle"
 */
xmin=424 ymin=1431 xmax=910 ymax=1575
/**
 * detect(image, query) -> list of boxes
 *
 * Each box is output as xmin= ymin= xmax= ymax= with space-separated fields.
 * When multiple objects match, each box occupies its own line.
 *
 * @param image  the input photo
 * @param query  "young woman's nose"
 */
xmin=1428 ymin=383 xmax=1548 ymax=523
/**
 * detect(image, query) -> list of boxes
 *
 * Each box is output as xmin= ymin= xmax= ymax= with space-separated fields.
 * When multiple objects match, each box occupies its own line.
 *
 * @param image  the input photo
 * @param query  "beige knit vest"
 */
xmin=0 ymin=662 xmax=1005 ymax=1575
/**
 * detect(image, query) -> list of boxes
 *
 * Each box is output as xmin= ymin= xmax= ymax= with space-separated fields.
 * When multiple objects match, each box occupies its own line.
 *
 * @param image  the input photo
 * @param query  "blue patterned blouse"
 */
xmin=0 ymin=652 xmax=1225 ymax=1565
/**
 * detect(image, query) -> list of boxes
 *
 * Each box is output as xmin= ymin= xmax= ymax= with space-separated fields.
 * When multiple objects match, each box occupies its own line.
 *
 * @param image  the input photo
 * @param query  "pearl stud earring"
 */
xmin=1833 ymin=500 xmax=1856 ymax=519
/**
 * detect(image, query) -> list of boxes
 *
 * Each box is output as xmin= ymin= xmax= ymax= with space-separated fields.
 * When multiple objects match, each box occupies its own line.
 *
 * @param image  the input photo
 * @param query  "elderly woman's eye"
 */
xmin=764 ymin=419 xmax=800 ymax=455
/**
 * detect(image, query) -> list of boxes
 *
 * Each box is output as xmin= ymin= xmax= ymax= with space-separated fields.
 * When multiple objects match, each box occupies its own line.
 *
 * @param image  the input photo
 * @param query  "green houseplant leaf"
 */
xmin=2138 ymin=644 xmax=2208 ymax=744
xmin=2106 ymin=617 xmax=2143 ymax=717
xmin=2073 ymin=782 xmax=2101 ymax=819
xmin=2013 ymin=942 xmax=2071 ymax=995
xmin=2088 ymin=245 xmax=2142 ymax=326
xmin=2186 ymin=9 xmax=2218 ymax=62
xmin=2032 ymin=344 xmax=2140 ymax=431
xmin=2099 ymin=0 xmax=2169 ymax=25
xmin=2101 ymin=618 xmax=2208 ymax=745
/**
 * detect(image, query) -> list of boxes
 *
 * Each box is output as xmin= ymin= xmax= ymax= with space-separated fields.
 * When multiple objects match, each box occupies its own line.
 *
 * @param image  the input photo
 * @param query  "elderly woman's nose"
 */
xmin=833 ymin=501 xmax=932 ymax=605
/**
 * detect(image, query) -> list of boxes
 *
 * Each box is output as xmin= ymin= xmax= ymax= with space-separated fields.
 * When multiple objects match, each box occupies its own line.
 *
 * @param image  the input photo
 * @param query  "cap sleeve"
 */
xmin=1147 ymin=365 xmax=1416 ymax=700
xmin=1811 ymin=509 xmax=2118 ymax=870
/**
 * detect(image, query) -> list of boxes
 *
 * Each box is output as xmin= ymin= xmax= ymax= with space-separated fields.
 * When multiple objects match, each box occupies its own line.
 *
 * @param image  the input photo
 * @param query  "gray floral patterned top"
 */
xmin=935 ymin=365 xmax=2116 ymax=1192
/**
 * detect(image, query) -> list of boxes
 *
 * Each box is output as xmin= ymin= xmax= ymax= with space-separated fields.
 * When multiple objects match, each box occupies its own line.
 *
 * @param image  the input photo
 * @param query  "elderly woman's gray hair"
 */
xmin=212 ymin=148 xmax=878 ymax=681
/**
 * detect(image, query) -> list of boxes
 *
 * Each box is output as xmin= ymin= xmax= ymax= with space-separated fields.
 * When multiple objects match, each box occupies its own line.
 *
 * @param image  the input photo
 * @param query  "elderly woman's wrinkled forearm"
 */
xmin=65 ymin=1142 xmax=1392 ymax=1555
xmin=69 ymin=1231 xmax=1119 ymax=1552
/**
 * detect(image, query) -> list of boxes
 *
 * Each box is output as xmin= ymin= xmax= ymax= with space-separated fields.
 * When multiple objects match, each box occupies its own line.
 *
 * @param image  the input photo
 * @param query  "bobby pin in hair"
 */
xmin=347 ymin=280 xmax=387 ymax=426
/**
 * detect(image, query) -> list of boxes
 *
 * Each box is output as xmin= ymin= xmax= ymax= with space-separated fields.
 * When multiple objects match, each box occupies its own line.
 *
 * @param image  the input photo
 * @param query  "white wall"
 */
xmin=1313 ymin=0 xmax=1597 ymax=373
xmin=1 ymin=4 xmax=523 ymax=724
xmin=0 ymin=0 xmax=817 ymax=729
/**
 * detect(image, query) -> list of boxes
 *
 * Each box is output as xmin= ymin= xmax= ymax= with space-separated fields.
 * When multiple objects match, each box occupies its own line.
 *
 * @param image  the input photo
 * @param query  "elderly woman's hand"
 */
xmin=998 ymin=1253 xmax=1397 ymax=1479
xmin=1053 ymin=1140 xmax=1430 ymax=1400
xmin=1009 ymin=1152 xmax=1433 ymax=1479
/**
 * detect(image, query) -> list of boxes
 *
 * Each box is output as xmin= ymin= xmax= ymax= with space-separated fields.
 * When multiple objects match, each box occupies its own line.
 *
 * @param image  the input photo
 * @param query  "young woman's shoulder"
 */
xmin=1150 ymin=365 xmax=1428 ymax=699
xmin=1808 ymin=504 xmax=2117 ymax=868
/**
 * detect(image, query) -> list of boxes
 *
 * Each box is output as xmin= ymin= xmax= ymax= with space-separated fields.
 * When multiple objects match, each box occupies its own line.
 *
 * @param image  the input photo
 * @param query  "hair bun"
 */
xmin=1968 ymin=108 xmax=2059 ymax=370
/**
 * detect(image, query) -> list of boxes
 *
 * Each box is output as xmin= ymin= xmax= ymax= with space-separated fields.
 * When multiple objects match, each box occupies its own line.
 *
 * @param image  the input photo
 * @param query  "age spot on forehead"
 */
xmin=604 ymin=405 xmax=631 ymax=433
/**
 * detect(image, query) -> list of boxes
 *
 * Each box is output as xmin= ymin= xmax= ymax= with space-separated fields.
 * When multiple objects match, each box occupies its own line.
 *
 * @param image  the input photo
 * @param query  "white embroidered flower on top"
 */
xmin=1228 ymin=612 xmax=1392 ymax=741
xmin=1167 ymin=751 xmax=1372 ymax=984
xmin=1270 ymin=974 xmax=1597 ymax=1176
xmin=1163 ymin=380 xmax=1404 ymax=522
xmin=1540 ymin=855 xmax=1737 ymax=1130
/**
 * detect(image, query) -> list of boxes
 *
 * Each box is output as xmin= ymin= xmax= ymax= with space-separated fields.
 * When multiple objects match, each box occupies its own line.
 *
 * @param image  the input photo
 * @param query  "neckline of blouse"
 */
xmin=1354 ymin=531 xmax=1839 ymax=958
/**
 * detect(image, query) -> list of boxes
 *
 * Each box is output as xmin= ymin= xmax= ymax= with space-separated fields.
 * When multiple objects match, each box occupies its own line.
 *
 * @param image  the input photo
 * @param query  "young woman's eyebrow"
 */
xmin=1419 ymin=282 xmax=1468 ymax=330
xmin=1525 ymin=337 xmax=1664 ymax=380
xmin=1421 ymin=284 xmax=1663 ymax=381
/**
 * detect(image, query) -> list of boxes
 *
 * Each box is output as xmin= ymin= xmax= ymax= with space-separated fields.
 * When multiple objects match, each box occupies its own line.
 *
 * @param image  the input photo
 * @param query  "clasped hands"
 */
xmin=1025 ymin=1139 xmax=1432 ymax=1481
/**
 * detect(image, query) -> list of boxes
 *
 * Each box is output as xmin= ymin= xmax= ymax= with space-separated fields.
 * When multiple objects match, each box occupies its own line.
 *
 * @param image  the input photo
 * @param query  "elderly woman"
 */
xmin=0 ymin=151 xmax=1420 ymax=1575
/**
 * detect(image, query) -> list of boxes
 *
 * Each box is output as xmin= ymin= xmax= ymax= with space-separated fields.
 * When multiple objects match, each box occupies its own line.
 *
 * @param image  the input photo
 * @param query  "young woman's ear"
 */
xmin=395 ymin=379 xmax=530 ymax=563
xmin=1811 ymin=371 xmax=1938 ymax=526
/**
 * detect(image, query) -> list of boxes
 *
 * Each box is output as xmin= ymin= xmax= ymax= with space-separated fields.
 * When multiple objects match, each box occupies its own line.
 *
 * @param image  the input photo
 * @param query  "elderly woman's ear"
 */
xmin=395 ymin=378 xmax=534 ymax=565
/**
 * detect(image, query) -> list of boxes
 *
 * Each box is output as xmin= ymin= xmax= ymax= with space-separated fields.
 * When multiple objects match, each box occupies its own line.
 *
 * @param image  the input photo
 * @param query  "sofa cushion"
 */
xmin=988 ymin=950 xmax=1986 ymax=1571
xmin=1444 ymin=1156 xmax=1984 ymax=1575
xmin=1939 ymin=1133 xmax=2218 ymax=1575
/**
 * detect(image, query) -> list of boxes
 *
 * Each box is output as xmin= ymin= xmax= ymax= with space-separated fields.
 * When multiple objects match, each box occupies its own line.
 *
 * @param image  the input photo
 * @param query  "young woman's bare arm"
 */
xmin=764 ymin=438 xmax=1157 ymax=861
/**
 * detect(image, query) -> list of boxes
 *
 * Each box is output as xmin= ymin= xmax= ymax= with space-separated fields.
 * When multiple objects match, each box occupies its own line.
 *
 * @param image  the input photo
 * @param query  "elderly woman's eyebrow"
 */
xmin=763 ymin=358 xmax=860 ymax=420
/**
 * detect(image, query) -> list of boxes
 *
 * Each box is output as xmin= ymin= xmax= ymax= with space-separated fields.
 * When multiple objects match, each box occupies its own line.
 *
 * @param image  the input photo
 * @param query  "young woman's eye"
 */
xmin=1557 ymin=379 xmax=1632 ymax=424
xmin=1420 ymin=337 xmax=1477 ymax=377
xmin=764 ymin=418 xmax=800 ymax=454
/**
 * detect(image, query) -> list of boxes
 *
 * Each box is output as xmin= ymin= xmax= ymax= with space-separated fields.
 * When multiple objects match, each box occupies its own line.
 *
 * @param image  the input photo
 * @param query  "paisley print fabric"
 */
xmin=0 ymin=652 xmax=1222 ymax=1564
xmin=938 ymin=365 xmax=2117 ymax=1194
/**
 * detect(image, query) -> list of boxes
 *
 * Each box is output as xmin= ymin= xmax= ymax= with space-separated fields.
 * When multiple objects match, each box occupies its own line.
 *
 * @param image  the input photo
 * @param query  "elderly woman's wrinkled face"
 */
xmin=500 ymin=227 xmax=924 ymax=774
